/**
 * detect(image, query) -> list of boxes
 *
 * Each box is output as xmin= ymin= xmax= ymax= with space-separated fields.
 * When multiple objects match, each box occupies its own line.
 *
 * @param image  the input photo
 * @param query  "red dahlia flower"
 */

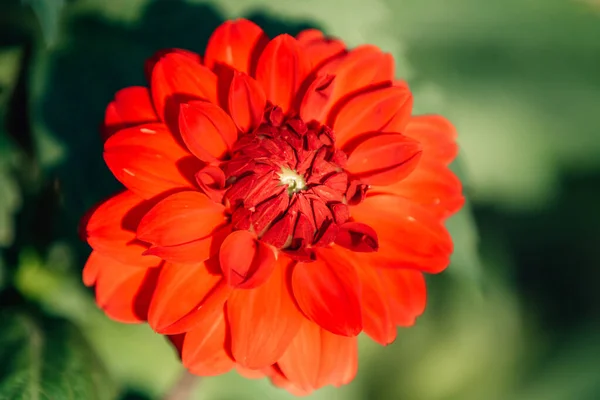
xmin=81 ymin=19 xmax=464 ymax=395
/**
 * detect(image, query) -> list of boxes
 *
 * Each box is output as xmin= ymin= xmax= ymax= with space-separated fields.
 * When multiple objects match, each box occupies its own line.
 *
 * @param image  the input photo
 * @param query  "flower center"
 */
xmin=278 ymin=167 xmax=307 ymax=195
xmin=217 ymin=106 xmax=373 ymax=260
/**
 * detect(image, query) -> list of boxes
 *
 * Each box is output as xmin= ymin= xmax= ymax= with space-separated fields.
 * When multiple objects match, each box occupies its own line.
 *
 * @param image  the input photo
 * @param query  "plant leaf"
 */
xmin=0 ymin=308 xmax=117 ymax=400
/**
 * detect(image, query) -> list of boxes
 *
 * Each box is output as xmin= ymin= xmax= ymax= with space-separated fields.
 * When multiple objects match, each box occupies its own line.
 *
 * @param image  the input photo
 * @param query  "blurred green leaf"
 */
xmin=22 ymin=0 xmax=65 ymax=46
xmin=0 ymin=308 xmax=117 ymax=400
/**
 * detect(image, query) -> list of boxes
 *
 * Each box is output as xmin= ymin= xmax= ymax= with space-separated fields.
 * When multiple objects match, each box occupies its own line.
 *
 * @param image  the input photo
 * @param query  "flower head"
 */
xmin=82 ymin=19 xmax=464 ymax=395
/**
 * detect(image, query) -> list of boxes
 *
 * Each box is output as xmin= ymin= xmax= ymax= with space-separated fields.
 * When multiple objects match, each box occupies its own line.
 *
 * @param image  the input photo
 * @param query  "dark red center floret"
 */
xmin=197 ymin=106 xmax=378 ymax=261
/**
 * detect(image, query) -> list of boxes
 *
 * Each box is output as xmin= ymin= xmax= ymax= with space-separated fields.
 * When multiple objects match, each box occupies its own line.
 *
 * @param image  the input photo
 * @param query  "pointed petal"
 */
xmin=137 ymin=191 xmax=226 ymax=247
xmin=83 ymin=251 xmax=102 ymax=286
xmin=345 ymin=133 xmax=422 ymax=186
xmin=292 ymin=252 xmax=362 ymax=336
xmin=204 ymin=19 xmax=268 ymax=74
xmin=181 ymin=310 xmax=235 ymax=376
xmin=332 ymin=85 xmax=413 ymax=147
xmin=94 ymin=252 xmax=160 ymax=323
xmin=351 ymin=194 xmax=453 ymax=273
xmin=277 ymin=320 xmax=358 ymax=391
xmin=381 ymin=161 xmax=464 ymax=219
xmin=255 ymin=34 xmax=312 ymax=114
xmin=296 ymin=29 xmax=346 ymax=67
xmin=179 ymin=101 xmax=237 ymax=162
xmin=404 ymin=115 xmax=458 ymax=165
xmin=228 ymin=71 xmax=266 ymax=132
xmin=227 ymin=256 xmax=302 ymax=368
xmin=103 ymin=123 xmax=199 ymax=199
xmin=103 ymin=86 xmax=158 ymax=140
xmin=148 ymin=260 xmax=223 ymax=333
xmin=219 ymin=230 xmax=277 ymax=289
xmin=151 ymin=52 xmax=218 ymax=123
xmin=378 ymin=268 xmax=427 ymax=326
xmin=84 ymin=190 xmax=160 ymax=268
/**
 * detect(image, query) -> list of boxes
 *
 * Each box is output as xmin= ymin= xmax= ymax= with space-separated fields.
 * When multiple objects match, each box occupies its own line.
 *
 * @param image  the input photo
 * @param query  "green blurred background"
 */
xmin=1 ymin=0 xmax=599 ymax=399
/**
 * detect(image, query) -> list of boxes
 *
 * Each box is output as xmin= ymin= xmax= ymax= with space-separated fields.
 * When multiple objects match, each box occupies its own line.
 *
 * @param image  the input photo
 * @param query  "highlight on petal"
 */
xmin=147 ymin=260 xmax=223 ymax=334
xmin=332 ymin=85 xmax=413 ymax=147
xmin=228 ymin=71 xmax=266 ymax=132
xmin=84 ymin=190 xmax=160 ymax=268
xmin=351 ymin=194 xmax=454 ymax=273
xmin=103 ymin=86 xmax=158 ymax=140
xmin=103 ymin=123 xmax=199 ymax=199
xmin=181 ymin=309 xmax=235 ymax=376
xmin=219 ymin=230 xmax=276 ymax=289
xmin=179 ymin=101 xmax=237 ymax=162
xmin=255 ymin=34 xmax=312 ymax=114
xmin=227 ymin=256 xmax=303 ymax=368
xmin=277 ymin=320 xmax=358 ymax=392
xmin=345 ymin=133 xmax=422 ymax=186
xmin=204 ymin=19 xmax=268 ymax=74
xmin=292 ymin=252 xmax=362 ymax=336
xmin=151 ymin=51 xmax=218 ymax=122
xmin=137 ymin=191 xmax=226 ymax=248
xmin=94 ymin=251 xmax=160 ymax=323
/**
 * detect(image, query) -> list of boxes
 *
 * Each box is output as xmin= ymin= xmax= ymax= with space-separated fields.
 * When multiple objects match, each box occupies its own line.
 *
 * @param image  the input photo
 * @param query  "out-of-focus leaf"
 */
xmin=0 ymin=308 xmax=117 ymax=400
xmin=22 ymin=0 xmax=65 ymax=46
xmin=0 ymin=46 xmax=24 ymax=248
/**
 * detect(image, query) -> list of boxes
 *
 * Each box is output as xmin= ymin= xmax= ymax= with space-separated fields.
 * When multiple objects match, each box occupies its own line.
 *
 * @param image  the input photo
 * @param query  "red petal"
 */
xmin=144 ymin=225 xmax=230 ymax=264
xmin=296 ymin=29 xmax=346 ymax=68
xmin=345 ymin=133 xmax=422 ymax=186
xmin=137 ymin=191 xmax=226 ymax=247
xmin=292 ymin=252 xmax=362 ymax=336
xmin=255 ymin=34 xmax=312 ymax=114
xmin=83 ymin=251 xmax=101 ymax=286
xmin=381 ymin=161 xmax=464 ymax=219
xmin=277 ymin=320 xmax=358 ymax=391
xmin=103 ymin=123 xmax=199 ymax=199
xmin=332 ymin=247 xmax=395 ymax=344
xmin=148 ymin=260 xmax=222 ymax=334
xmin=378 ymin=268 xmax=426 ymax=326
xmin=335 ymin=222 xmax=379 ymax=252
xmin=94 ymin=252 xmax=160 ymax=323
xmin=103 ymin=86 xmax=158 ymax=140
xmin=228 ymin=72 xmax=266 ymax=132
xmin=179 ymin=101 xmax=237 ymax=162
xmin=404 ymin=115 xmax=458 ymax=165
xmin=162 ymin=280 xmax=232 ymax=335
xmin=227 ymin=256 xmax=303 ymax=368
xmin=204 ymin=19 xmax=268 ymax=74
xmin=84 ymin=190 xmax=160 ymax=268
xmin=351 ymin=194 xmax=453 ymax=273
xmin=144 ymin=48 xmax=201 ymax=82
xmin=300 ymin=74 xmax=336 ymax=124
xmin=181 ymin=310 xmax=235 ymax=376
xmin=219 ymin=230 xmax=277 ymax=289
xmin=151 ymin=52 xmax=218 ymax=122
xmin=195 ymin=165 xmax=227 ymax=203
xmin=332 ymin=85 xmax=413 ymax=147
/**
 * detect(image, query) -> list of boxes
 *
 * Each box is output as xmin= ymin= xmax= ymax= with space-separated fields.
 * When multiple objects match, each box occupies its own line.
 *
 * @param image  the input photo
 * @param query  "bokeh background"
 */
xmin=1 ymin=0 xmax=599 ymax=399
